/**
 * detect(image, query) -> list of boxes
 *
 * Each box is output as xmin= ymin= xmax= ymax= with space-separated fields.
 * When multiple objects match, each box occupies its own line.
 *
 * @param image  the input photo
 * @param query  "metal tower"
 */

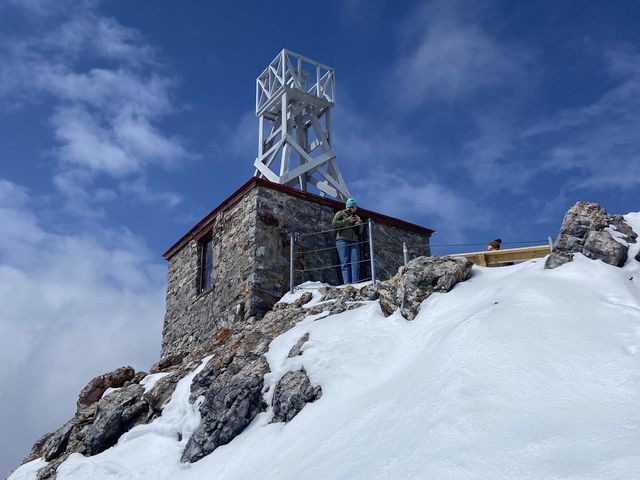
xmin=254 ymin=49 xmax=350 ymax=200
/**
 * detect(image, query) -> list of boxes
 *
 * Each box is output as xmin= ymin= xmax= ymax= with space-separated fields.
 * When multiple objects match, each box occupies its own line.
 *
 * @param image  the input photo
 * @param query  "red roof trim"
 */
xmin=163 ymin=177 xmax=435 ymax=260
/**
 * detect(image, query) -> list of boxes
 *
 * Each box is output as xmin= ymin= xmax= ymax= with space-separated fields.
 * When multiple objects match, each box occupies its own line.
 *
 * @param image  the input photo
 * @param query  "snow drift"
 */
xmin=10 ymin=213 xmax=640 ymax=480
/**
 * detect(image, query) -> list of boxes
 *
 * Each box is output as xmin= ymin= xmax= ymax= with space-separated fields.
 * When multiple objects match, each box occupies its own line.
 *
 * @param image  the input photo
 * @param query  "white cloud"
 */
xmin=332 ymin=102 xmax=428 ymax=165
xmin=523 ymin=48 xmax=640 ymax=191
xmin=389 ymin=0 xmax=525 ymax=106
xmin=0 ymin=179 xmax=165 ymax=475
xmin=0 ymin=3 xmax=189 ymax=210
xmin=351 ymin=170 xmax=492 ymax=241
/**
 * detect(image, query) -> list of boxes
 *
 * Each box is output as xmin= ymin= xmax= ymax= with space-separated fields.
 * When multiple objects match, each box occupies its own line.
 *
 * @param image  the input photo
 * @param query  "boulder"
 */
xmin=271 ymin=369 xmax=322 ymax=423
xmin=378 ymin=256 xmax=473 ymax=320
xmin=81 ymin=384 xmax=150 ymax=455
xmin=180 ymin=356 xmax=269 ymax=463
xmin=76 ymin=366 xmax=136 ymax=412
xmin=546 ymin=202 xmax=635 ymax=269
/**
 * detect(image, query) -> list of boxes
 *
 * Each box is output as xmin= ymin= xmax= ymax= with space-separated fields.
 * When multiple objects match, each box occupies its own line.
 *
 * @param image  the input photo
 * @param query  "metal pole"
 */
xmin=548 ymin=236 xmax=554 ymax=253
xmin=403 ymin=242 xmax=409 ymax=266
xmin=368 ymin=219 xmax=376 ymax=286
xmin=290 ymin=232 xmax=295 ymax=293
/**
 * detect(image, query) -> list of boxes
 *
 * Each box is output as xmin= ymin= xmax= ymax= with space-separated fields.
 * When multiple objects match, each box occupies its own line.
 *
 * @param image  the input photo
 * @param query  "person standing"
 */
xmin=332 ymin=198 xmax=364 ymax=284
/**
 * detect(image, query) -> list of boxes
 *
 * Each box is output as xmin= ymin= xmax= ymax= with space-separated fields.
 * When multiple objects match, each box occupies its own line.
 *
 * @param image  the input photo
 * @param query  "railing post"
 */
xmin=368 ymin=219 xmax=376 ymax=286
xmin=403 ymin=242 xmax=409 ymax=266
xmin=548 ymin=236 xmax=554 ymax=252
xmin=290 ymin=232 xmax=295 ymax=293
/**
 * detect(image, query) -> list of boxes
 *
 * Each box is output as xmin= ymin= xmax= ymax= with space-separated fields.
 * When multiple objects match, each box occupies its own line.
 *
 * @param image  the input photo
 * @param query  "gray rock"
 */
xmin=82 ymin=384 xmax=150 ymax=456
xmin=378 ymin=256 xmax=473 ymax=320
xmin=583 ymin=230 xmax=627 ymax=267
xmin=546 ymin=202 xmax=635 ymax=269
xmin=610 ymin=215 xmax=638 ymax=244
xmin=272 ymin=369 xmax=322 ymax=423
xmin=42 ymin=421 xmax=74 ymax=462
xmin=76 ymin=366 xmax=136 ymax=412
xmin=181 ymin=357 xmax=269 ymax=463
xmin=288 ymin=333 xmax=310 ymax=358
xmin=143 ymin=371 xmax=182 ymax=414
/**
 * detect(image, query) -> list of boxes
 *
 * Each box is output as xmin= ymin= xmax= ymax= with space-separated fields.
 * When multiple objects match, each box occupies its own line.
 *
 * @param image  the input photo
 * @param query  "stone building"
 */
xmin=161 ymin=177 xmax=434 ymax=356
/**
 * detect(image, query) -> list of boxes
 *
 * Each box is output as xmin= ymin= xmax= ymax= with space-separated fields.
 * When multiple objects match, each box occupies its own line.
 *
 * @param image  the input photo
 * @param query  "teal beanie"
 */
xmin=346 ymin=198 xmax=357 ymax=208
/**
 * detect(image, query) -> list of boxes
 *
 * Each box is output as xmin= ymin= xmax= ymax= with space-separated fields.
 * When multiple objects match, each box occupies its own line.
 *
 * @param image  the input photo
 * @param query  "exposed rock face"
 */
xmin=76 ymin=366 xmax=136 ymax=412
xmin=25 ymin=373 xmax=154 ymax=480
xmin=272 ymin=369 xmax=322 ymax=423
xmin=378 ymin=256 xmax=473 ymax=320
xmin=179 ymin=286 xmax=370 ymax=463
xmin=82 ymin=384 xmax=150 ymax=456
xmin=545 ymin=202 xmax=636 ymax=269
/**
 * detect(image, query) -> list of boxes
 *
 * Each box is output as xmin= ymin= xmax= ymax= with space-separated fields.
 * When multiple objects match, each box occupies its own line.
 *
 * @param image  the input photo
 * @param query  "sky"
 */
xmin=1 ymin=0 xmax=639 ymax=476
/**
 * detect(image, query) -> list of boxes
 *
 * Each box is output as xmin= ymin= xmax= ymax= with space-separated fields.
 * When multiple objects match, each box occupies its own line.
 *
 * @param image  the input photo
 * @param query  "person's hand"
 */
xmin=354 ymin=215 xmax=362 ymax=224
xmin=348 ymin=216 xmax=357 ymax=224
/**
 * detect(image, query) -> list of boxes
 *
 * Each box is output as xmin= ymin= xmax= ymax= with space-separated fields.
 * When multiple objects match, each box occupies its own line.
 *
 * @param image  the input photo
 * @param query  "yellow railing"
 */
xmin=450 ymin=245 xmax=551 ymax=267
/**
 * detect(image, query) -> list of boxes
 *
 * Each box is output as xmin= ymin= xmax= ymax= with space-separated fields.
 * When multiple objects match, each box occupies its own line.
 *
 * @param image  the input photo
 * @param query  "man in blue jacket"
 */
xmin=332 ymin=198 xmax=364 ymax=284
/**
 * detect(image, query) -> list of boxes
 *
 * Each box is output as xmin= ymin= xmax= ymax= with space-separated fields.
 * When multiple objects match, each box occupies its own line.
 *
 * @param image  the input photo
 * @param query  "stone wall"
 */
xmin=162 ymin=189 xmax=259 ymax=356
xmin=161 ymin=183 xmax=432 ymax=357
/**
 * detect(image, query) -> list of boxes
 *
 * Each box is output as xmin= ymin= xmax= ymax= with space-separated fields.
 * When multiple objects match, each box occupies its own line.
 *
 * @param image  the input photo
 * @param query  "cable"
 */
xmin=428 ymin=240 xmax=548 ymax=248
xmin=295 ymin=258 xmax=370 ymax=273
xmin=297 ymin=222 xmax=369 ymax=237
xmin=296 ymin=239 xmax=370 ymax=255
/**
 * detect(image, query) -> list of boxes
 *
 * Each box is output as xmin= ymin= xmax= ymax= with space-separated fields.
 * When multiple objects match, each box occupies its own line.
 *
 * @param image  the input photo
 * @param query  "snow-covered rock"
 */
xmin=546 ymin=201 xmax=637 ymax=268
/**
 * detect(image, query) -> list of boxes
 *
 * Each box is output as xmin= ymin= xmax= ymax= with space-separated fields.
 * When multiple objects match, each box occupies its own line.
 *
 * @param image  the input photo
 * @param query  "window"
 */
xmin=199 ymin=236 xmax=214 ymax=292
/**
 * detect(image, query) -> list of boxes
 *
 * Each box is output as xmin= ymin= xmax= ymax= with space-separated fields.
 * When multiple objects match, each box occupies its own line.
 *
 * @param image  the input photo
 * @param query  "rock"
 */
xmin=21 ymin=431 xmax=53 ymax=465
xmin=42 ymin=421 xmax=74 ymax=461
xmin=378 ymin=256 xmax=473 ymax=320
xmin=181 ymin=357 xmax=269 ymax=463
xmin=636 ymin=251 xmax=640 ymax=262
xmin=272 ymin=369 xmax=322 ymax=423
xmin=76 ymin=366 xmax=136 ymax=412
xmin=292 ymin=291 xmax=313 ymax=307
xmin=609 ymin=215 xmax=638 ymax=243
xmin=546 ymin=202 xmax=634 ymax=269
xmin=143 ymin=371 xmax=182 ymax=414
xmin=288 ymin=333 xmax=310 ymax=358
xmin=583 ymin=230 xmax=627 ymax=266
xmin=149 ymin=353 xmax=186 ymax=373
xmin=82 ymin=384 xmax=150 ymax=456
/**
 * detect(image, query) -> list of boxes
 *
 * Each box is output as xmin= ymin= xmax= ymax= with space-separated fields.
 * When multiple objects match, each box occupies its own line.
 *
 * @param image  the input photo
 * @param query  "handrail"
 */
xmin=450 ymin=245 xmax=551 ymax=266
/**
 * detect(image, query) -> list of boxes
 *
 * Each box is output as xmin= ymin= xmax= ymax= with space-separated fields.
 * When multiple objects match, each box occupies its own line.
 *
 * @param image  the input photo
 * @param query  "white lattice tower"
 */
xmin=254 ymin=49 xmax=350 ymax=200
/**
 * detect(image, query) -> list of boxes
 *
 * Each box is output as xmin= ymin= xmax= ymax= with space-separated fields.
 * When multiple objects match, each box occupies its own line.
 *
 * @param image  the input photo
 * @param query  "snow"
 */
xmin=139 ymin=372 xmax=171 ymax=393
xmin=10 ymin=214 xmax=640 ymax=480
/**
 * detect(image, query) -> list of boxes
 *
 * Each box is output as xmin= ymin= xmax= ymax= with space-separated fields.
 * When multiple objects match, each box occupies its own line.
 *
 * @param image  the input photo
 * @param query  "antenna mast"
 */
xmin=254 ymin=49 xmax=350 ymax=200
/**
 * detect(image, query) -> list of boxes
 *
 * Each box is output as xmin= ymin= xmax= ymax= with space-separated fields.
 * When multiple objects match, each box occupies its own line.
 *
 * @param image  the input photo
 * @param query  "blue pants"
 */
xmin=336 ymin=240 xmax=360 ymax=284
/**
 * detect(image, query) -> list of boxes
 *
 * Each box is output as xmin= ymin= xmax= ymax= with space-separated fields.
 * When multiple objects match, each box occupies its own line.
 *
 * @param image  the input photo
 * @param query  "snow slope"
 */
xmin=11 ymin=213 xmax=640 ymax=480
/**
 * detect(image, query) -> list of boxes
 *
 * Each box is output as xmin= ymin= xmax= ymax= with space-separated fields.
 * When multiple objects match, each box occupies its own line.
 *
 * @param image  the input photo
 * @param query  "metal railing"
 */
xmin=289 ymin=218 xmax=378 ymax=293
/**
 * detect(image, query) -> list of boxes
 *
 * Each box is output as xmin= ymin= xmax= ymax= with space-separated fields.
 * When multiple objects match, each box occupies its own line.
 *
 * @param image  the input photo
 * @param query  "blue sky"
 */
xmin=1 ymin=0 xmax=640 ymax=475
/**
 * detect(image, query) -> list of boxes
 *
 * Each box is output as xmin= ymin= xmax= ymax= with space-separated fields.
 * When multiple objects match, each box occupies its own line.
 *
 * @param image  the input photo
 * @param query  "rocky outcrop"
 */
xmin=378 ymin=256 xmax=473 ymax=320
xmin=545 ymin=202 xmax=636 ymax=269
xmin=82 ymin=384 xmax=150 ymax=456
xmin=20 ymin=258 xmax=471 ymax=477
xmin=272 ymin=369 xmax=322 ymax=423
xmin=25 ymin=373 xmax=154 ymax=480
xmin=76 ymin=366 xmax=136 ymax=412
xmin=179 ymin=286 xmax=369 ymax=463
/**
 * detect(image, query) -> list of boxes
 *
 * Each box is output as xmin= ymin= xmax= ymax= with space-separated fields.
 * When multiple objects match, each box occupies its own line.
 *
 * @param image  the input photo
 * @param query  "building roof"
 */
xmin=163 ymin=177 xmax=435 ymax=260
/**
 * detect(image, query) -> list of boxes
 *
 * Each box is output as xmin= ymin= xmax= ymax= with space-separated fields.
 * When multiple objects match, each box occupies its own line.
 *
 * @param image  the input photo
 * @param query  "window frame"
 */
xmin=198 ymin=233 xmax=214 ymax=294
